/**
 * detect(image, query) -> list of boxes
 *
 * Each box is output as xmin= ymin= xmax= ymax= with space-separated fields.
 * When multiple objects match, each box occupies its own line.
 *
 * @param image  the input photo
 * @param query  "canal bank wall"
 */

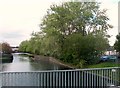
xmin=32 ymin=55 xmax=75 ymax=69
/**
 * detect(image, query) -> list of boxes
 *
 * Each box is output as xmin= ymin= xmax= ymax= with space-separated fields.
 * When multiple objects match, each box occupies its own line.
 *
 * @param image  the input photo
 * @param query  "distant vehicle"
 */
xmin=109 ymin=55 xmax=118 ymax=60
xmin=100 ymin=55 xmax=118 ymax=62
xmin=100 ymin=55 xmax=110 ymax=61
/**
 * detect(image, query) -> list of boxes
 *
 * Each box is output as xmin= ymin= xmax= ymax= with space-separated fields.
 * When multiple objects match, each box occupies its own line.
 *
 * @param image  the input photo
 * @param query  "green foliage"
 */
xmin=19 ymin=2 xmax=112 ymax=66
xmin=77 ymin=59 xmax=86 ymax=68
xmin=19 ymin=40 xmax=29 ymax=52
xmin=62 ymin=34 xmax=108 ymax=65
xmin=114 ymin=33 xmax=120 ymax=54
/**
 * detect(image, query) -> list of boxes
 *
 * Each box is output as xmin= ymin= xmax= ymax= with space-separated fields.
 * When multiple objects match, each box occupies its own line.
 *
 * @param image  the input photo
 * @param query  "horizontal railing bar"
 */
xmin=1 ymin=67 xmax=120 ymax=73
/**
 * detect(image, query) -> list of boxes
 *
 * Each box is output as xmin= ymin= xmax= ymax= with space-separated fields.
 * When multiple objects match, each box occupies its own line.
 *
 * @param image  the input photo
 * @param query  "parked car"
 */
xmin=109 ymin=55 xmax=117 ymax=60
xmin=100 ymin=55 xmax=118 ymax=62
xmin=100 ymin=55 xmax=110 ymax=61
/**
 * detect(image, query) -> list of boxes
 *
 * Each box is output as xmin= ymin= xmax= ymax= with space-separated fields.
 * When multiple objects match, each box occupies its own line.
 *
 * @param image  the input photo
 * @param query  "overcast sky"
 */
xmin=0 ymin=0 xmax=119 ymax=46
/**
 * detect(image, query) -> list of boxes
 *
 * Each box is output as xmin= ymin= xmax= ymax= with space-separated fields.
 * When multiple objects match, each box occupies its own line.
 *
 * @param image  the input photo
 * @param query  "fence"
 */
xmin=1 ymin=67 xmax=120 ymax=87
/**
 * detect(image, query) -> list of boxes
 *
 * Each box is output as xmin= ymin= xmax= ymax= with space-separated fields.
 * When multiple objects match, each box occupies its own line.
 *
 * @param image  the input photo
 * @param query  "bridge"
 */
xmin=1 ymin=67 xmax=120 ymax=87
xmin=11 ymin=46 xmax=19 ymax=53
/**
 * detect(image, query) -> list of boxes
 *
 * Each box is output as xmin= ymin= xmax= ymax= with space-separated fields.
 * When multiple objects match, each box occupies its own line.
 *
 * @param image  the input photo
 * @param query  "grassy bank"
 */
xmin=31 ymin=54 xmax=120 ymax=69
xmin=86 ymin=62 xmax=120 ymax=68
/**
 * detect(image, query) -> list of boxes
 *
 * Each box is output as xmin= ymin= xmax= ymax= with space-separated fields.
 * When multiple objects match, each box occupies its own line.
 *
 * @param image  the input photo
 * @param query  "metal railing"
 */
xmin=1 ymin=67 xmax=120 ymax=87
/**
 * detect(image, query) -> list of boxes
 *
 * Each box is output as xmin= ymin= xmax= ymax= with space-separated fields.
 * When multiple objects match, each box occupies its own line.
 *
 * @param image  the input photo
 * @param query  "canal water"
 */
xmin=1 ymin=53 xmax=69 ymax=72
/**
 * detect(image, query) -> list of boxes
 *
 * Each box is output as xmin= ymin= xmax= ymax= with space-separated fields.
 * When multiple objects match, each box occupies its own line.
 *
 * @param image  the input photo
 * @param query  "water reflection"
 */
xmin=2 ymin=53 xmax=69 ymax=72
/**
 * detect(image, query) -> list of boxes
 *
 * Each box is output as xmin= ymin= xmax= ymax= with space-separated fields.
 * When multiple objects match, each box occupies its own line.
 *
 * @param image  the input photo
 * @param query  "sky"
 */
xmin=0 ymin=0 xmax=119 ymax=46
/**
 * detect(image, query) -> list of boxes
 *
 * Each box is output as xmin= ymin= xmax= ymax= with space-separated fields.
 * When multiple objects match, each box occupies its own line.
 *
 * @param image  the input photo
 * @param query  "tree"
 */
xmin=19 ymin=1 xmax=111 ymax=66
xmin=40 ymin=2 xmax=111 ymax=64
xmin=19 ymin=40 xmax=29 ymax=52
xmin=0 ymin=42 xmax=12 ymax=54
xmin=41 ymin=2 xmax=112 ymax=37
xmin=114 ymin=33 xmax=120 ymax=54
xmin=62 ymin=33 xmax=108 ymax=64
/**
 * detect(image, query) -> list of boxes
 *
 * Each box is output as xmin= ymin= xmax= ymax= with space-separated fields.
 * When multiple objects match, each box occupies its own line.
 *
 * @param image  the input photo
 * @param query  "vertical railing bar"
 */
xmin=105 ymin=69 xmax=107 ymax=86
xmin=86 ymin=70 xmax=88 ymax=87
xmin=51 ymin=72 xmax=54 ymax=87
xmin=37 ymin=73 xmax=39 ymax=86
xmin=56 ymin=72 xmax=58 ymax=87
xmin=111 ymin=69 xmax=113 ymax=85
xmin=31 ymin=72 xmax=36 ymax=86
xmin=115 ymin=68 xmax=118 ymax=86
xmin=117 ymin=68 xmax=119 ymax=86
xmin=114 ymin=69 xmax=115 ymax=85
xmin=95 ymin=70 xmax=97 ymax=87
xmin=8 ymin=74 xmax=11 ymax=86
xmin=83 ymin=71 xmax=87 ymax=88
xmin=6 ymin=73 xmax=8 ymax=86
xmin=74 ymin=71 xmax=76 ymax=87
xmin=76 ymin=71 xmax=78 ymax=87
xmin=113 ymin=69 xmax=115 ymax=86
xmin=96 ymin=70 xmax=99 ymax=87
xmin=15 ymin=73 xmax=18 ymax=86
xmin=4 ymin=73 xmax=6 ymax=86
xmin=98 ymin=70 xmax=100 ymax=87
xmin=11 ymin=73 xmax=13 ymax=86
xmin=2 ymin=73 xmax=4 ymax=86
xmin=106 ymin=69 xmax=109 ymax=86
xmin=1 ymin=73 xmax=3 ymax=86
xmin=109 ymin=69 xmax=111 ymax=86
xmin=42 ymin=72 xmax=44 ymax=87
xmin=8 ymin=73 xmax=10 ymax=86
xmin=48 ymin=72 xmax=50 ymax=87
xmin=62 ymin=72 xmax=63 ymax=87
xmin=39 ymin=73 xmax=42 ymax=86
xmin=68 ymin=71 xmax=70 ymax=87
xmin=102 ymin=69 xmax=104 ymax=87
xmin=33 ymin=73 xmax=35 ymax=86
xmin=58 ymin=72 xmax=59 ymax=87
xmin=54 ymin=72 xmax=56 ymax=87
xmin=73 ymin=71 xmax=75 ymax=87
xmin=59 ymin=72 xmax=61 ymax=87
xmin=46 ymin=72 xmax=48 ymax=87
xmin=41 ymin=73 xmax=43 ymax=87
xmin=71 ymin=71 xmax=72 ymax=87
xmin=11 ymin=73 xmax=15 ymax=86
xmin=44 ymin=72 xmax=46 ymax=86
xmin=10 ymin=73 xmax=12 ymax=86
xmin=78 ymin=71 xmax=80 ymax=87
xmin=108 ymin=69 xmax=110 ymax=85
xmin=65 ymin=71 xmax=66 ymax=87
xmin=101 ymin=69 xmax=103 ymax=86
xmin=50 ymin=72 xmax=53 ymax=87
xmin=81 ymin=71 xmax=83 ymax=87
xmin=16 ymin=73 xmax=18 ymax=86
xmin=55 ymin=72 xmax=57 ymax=87
xmin=103 ymin=70 xmax=105 ymax=87
xmin=93 ymin=70 xmax=95 ymax=87
xmin=89 ymin=70 xmax=92 ymax=87
xmin=108 ymin=69 xmax=110 ymax=86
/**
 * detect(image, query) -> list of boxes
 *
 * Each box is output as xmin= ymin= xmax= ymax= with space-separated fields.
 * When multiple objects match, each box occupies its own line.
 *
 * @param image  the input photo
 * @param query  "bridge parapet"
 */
xmin=1 ymin=67 xmax=120 ymax=87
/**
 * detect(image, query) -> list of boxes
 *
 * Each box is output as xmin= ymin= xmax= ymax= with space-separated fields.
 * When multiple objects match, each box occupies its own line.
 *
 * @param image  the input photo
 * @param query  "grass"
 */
xmin=87 ymin=62 xmax=120 ymax=68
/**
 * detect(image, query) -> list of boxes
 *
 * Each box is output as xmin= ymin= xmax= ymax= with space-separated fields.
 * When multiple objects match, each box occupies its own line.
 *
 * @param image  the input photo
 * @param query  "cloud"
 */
xmin=0 ymin=0 xmax=119 ymax=46
xmin=0 ymin=32 xmax=24 ymax=39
